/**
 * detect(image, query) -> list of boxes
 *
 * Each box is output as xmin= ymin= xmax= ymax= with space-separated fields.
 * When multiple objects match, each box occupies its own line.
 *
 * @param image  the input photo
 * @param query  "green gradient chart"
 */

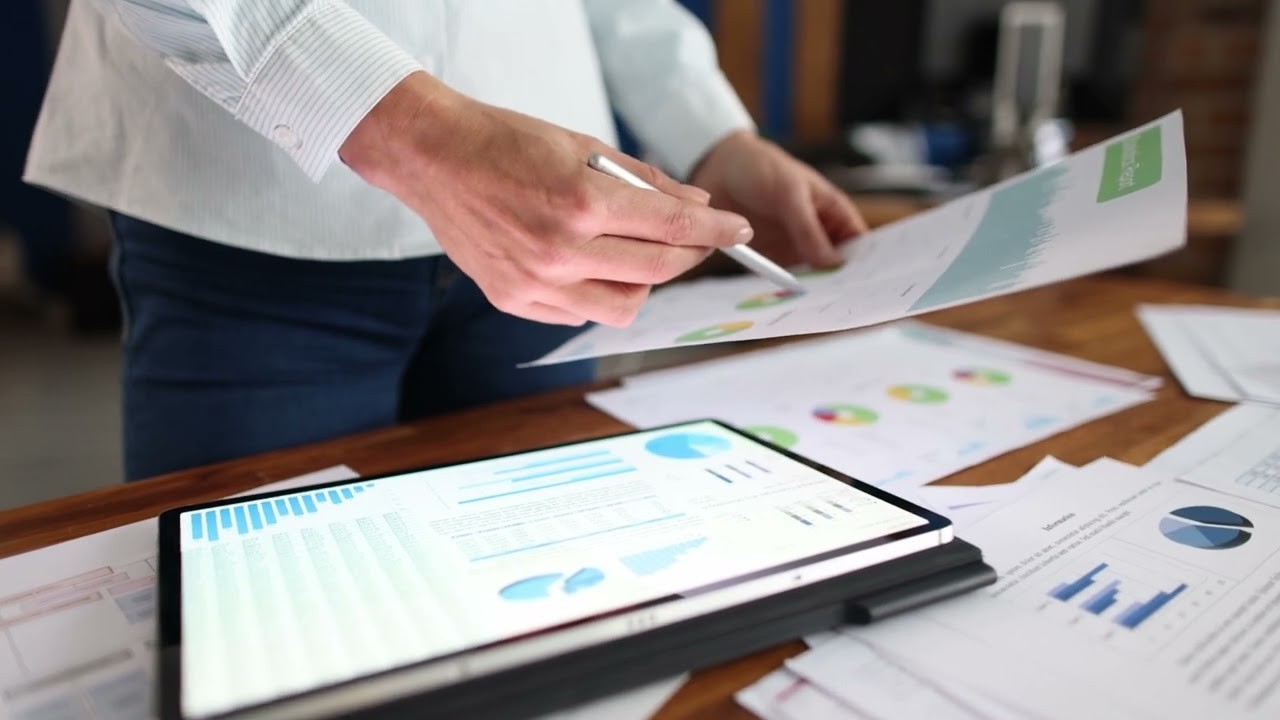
xmin=745 ymin=425 xmax=799 ymax=448
xmin=676 ymin=321 xmax=753 ymax=343
xmin=888 ymin=385 xmax=949 ymax=404
xmin=910 ymin=164 xmax=1068 ymax=311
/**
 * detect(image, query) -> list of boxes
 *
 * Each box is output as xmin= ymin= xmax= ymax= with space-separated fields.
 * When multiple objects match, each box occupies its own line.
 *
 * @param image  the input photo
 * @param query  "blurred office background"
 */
xmin=2 ymin=0 xmax=1278 ymax=508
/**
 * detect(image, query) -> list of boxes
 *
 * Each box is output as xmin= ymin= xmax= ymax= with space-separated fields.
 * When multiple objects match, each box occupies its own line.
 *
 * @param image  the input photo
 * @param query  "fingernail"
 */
xmin=735 ymin=226 xmax=754 ymax=244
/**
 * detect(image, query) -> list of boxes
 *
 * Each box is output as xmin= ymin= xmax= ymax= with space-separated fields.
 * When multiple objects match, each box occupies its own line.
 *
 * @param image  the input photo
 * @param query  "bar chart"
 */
xmin=1045 ymin=559 xmax=1194 ymax=633
xmin=188 ymin=483 xmax=376 ymax=543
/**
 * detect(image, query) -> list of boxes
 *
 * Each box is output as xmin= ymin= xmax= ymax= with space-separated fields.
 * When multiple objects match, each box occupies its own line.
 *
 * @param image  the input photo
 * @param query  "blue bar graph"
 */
xmin=1049 ymin=563 xmax=1108 ymax=602
xmin=1081 ymin=579 xmax=1121 ymax=615
xmin=188 ymin=483 xmax=377 ymax=542
xmin=1115 ymin=584 xmax=1188 ymax=630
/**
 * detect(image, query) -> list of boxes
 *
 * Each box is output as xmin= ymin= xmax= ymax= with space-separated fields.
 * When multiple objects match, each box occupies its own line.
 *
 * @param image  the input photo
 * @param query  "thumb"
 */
xmin=782 ymin=184 xmax=843 ymax=268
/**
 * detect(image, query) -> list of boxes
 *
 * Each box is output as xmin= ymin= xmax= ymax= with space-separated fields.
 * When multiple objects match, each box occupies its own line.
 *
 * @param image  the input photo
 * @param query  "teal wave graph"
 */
xmin=911 ymin=164 xmax=1067 ymax=311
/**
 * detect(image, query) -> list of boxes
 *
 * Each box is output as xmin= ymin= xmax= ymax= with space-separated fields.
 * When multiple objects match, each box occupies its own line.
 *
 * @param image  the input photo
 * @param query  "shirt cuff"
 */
xmin=639 ymin=71 xmax=756 ymax=181
xmin=234 ymin=3 xmax=423 ymax=181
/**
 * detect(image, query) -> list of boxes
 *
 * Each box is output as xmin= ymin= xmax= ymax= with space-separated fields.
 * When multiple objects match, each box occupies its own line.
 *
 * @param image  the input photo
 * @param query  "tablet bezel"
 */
xmin=156 ymin=419 xmax=952 ymax=719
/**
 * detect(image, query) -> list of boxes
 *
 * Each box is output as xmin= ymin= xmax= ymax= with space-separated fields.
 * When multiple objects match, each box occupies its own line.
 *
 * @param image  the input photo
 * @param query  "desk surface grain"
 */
xmin=2 ymin=274 xmax=1276 ymax=718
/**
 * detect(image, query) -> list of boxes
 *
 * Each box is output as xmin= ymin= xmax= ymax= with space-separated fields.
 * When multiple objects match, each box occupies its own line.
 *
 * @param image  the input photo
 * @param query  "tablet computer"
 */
xmin=156 ymin=420 xmax=953 ymax=719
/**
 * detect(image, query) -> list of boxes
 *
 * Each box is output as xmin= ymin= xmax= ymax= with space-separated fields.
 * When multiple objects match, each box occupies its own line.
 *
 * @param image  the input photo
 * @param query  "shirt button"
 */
xmin=272 ymin=124 xmax=302 ymax=150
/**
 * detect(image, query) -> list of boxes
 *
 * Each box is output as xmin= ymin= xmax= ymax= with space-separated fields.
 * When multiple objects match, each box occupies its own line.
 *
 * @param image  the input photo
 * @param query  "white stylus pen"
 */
xmin=587 ymin=153 xmax=806 ymax=294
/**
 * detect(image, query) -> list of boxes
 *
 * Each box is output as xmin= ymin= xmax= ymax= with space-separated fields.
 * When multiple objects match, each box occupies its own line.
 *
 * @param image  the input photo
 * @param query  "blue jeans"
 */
xmin=108 ymin=213 xmax=594 ymax=482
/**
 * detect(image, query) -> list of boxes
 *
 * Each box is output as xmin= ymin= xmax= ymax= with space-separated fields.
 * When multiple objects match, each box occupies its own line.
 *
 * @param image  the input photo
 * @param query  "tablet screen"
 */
xmin=172 ymin=421 xmax=944 ymax=718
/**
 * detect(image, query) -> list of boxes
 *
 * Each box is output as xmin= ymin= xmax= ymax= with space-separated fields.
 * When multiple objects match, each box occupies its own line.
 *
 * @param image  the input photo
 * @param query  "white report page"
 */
xmin=176 ymin=422 xmax=931 ymax=718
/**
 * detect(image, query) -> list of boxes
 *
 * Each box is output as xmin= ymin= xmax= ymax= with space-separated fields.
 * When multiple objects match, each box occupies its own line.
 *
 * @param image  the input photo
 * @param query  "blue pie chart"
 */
xmin=644 ymin=433 xmax=731 ymax=460
xmin=1159 ymin=505 xmax=1253 ymax=550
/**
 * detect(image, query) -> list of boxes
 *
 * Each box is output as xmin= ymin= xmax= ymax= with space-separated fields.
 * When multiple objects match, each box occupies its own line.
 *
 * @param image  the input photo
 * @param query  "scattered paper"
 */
xmin=0 ymin=466 xmax=358 ymax=720
xmin=587 ymin=321 xmax=1156 ymax=489
xmin=741 ymin=449 xmax=1280 ymax=719
xmin=910 ymin=455 xmax=1076 ymax=528
xmin=1148 ymin=403 xmax=1280 ymax=509
xmin=1137 ymin=304 xmax=1280 ymax=406
xmin=534 ymin=111 xmax=1186 ymax=365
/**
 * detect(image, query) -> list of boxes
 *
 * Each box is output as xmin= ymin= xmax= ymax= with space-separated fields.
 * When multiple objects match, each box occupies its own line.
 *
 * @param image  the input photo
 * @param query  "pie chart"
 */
xmin=645 ymin=432 xmax=732 ymax=459
xmin=676 ymin=321 xmax=753 ymax=343
xmin=812 ymin=404 xmax=879 ymax=426
xmin=1159 ymin=505 xmax=1253 ymax=550
xmin=954 ymin=367 xmax=1012 ymax=386
xmin=736 ymin=290 xmax=799 ymax=310
xmin=887 ymin=384 xmax=949 ymax=404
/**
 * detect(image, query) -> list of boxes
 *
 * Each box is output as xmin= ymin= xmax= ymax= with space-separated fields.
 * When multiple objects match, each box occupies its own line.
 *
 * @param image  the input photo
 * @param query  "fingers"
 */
xmin=537 ymin=279 xmax=652 ymax=328
xmin=781 ymin=183 xmax=844 ymax=268
xmin=597 ymin=148 xmax=710 ymax=204
xmin=568 ymin=235 xmax=712 ymax=285
xmin=813 ymin=176 xmax=869 ymax=239
xmin=521 ymin=302 xmax=588 ymax=326
xmin=594 ymin=176 xmax=754 ymax=249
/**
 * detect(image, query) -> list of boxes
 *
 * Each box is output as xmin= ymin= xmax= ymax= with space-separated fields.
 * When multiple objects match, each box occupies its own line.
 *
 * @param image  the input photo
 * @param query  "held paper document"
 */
xmin=533 ymin=111 xmax=1187 ymax=365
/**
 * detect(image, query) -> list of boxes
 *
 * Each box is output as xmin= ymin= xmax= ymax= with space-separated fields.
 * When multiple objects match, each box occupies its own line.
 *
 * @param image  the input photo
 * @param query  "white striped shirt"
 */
xmin=25 ymin=0 xmax=753 ymax=260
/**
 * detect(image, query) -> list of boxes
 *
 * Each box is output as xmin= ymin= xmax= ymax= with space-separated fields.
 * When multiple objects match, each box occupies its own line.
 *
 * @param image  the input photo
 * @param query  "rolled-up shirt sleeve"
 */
xmin=89 ymin=0 xmax=422 ymax=180
xmin=582 ymin=0 xmax=755 ymax=180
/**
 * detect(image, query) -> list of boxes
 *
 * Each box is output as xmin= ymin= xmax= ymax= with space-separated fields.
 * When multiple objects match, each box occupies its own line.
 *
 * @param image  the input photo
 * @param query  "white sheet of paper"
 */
xmin=1147 ymin=403 xmax=1280 ymax=509
xmin=785 ymin=634 xmax=1034 ymax=720
xmin=533 ymin=112 xmax=1187 ymax=365
xmin=913 ymin=456 xmax=1076 ymax=528
xmin=587 ymin=322 xmax=1153 ymax=489
xmin=1137 ymin=304 xmax=1280 ymax=406
xmin=735 ymin=667 xmax=864 ymax=720
xmin=0 ymin=466 xmax=358 ymax=720
xmin=849 ymin=458 xmax=1280 ymax=718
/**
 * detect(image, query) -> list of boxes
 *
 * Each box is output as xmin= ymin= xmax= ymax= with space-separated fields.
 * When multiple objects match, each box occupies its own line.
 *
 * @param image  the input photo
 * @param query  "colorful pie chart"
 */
xmin=953 ymin=367 xmax=1012 ymax=386
xmin=812 ymin=404 xmax=879 ymax=426
xmin=887 ymin=384 xmax=949 ymax=404
xmin=736 ymin=290 xmax=799 ymax=310
xmin=676 ymin=321 xmax=753 ymax=343
xmin=745 ymin=425 xmax=799 ymax=448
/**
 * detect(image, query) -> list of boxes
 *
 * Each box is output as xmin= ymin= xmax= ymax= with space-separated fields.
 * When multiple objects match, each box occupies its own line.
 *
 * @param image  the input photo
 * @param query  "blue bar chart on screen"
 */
xmin=187 ymin=483 xmax=377 ymax=542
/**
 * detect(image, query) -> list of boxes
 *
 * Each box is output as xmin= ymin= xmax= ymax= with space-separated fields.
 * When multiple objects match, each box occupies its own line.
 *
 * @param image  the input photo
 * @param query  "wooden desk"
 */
xmin=2 ymin=275 xmax=1277 ymax=718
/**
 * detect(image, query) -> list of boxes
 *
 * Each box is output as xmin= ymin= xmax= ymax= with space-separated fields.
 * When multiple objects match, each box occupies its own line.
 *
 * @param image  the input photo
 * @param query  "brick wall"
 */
xmin=1130 ymin=0 xmax=1270 ymax=197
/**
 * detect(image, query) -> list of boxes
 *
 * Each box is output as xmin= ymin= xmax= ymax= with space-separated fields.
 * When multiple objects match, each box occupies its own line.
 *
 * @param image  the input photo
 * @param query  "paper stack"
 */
xmin=737 ymin=416 xmax=1280 ymax=719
